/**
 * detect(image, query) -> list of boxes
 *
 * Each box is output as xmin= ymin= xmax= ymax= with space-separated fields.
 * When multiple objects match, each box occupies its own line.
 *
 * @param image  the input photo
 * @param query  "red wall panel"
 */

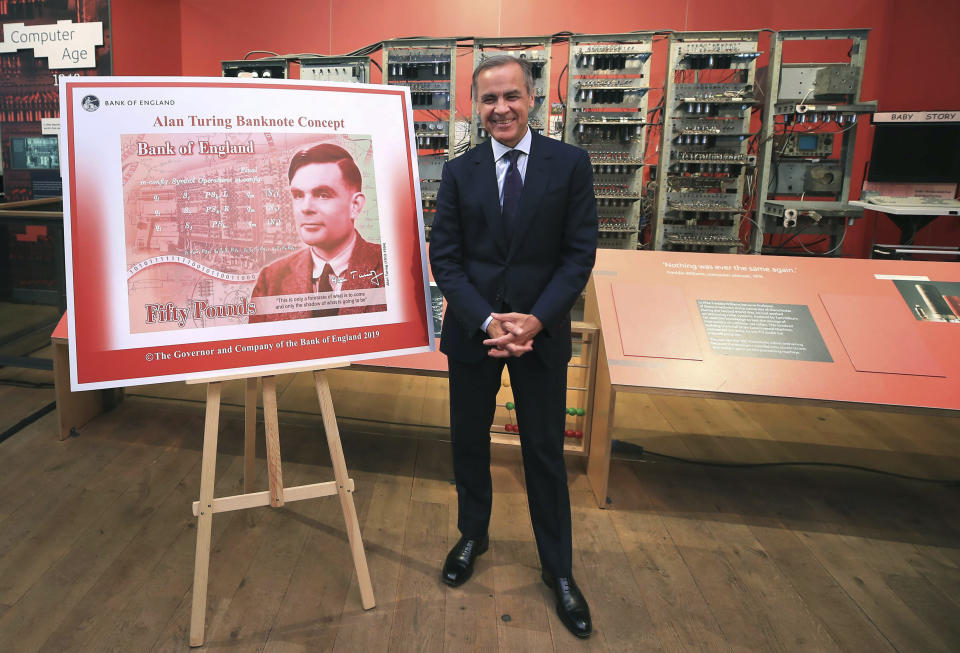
xmin=178 ymin=0 xmax=332 ymax=76
xmin=109 ymin=0 xmax=960 ymax=256
xmin=499 ymin=0 xmax=684 ymax=36
xmin=111 ymin=0 xmax=181 ymax=75
xmin=330 ymin=1 xmax=498 ymax=55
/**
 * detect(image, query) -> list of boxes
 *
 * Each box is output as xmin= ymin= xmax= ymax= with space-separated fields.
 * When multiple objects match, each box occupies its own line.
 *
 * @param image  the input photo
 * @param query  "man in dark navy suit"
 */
xmin=429 ymin=54 xmax=598 ymax=638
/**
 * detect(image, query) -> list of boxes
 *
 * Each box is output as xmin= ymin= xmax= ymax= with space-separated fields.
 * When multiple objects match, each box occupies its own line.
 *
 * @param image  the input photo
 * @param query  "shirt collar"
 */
xmin=491 ymin=127 xmax=532 ymax=162
xmin=310 ymin=229 xmax=357 ymax=279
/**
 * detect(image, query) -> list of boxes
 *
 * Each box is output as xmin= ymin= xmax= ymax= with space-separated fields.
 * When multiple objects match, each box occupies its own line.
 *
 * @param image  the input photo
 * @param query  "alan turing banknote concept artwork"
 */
xmin=122 ymin=132 xmax=384 ymax=333
xmin=60 ymin=77 xmax=432 ymax=389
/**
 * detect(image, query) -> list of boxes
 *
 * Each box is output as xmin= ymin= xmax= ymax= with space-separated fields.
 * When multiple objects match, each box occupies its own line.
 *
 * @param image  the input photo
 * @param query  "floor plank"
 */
xmin=720 ymin=471 xmax=896 ymax=653
xmin=605 ymin=463 xmax=728 ymax=653
xmin=200 ymin=467 xmax=318 ymax=650
xmin=261 ymin=450 xmax=378 ymax=653
xmin=75 ymin=452 xmax=245 ymax=653
xmin=28 ymin=439 xmax=207 ymax=653
xmin=148 ymin=419 xmax=322 ymax=652
xmin=0 ymin=384 xmax=55 ymax=437
xmin=0 ymin=402 xmax=188 ymax=606
xmin=884 ymin=573 xmax=960 ymax=646
xmin=661 ymin=407 xmax=897 ymax=653
xmin=330 ymin=438 xmax=416 ymax=653
xmin=491 ymin=491 xmax=553 ymax=641
xmin=640 ymin=464 xmax=835 ymax=652
xmin=387 ymin=500 xmax=447 ymax=652
xmin=0 ymin=411 xmax=129 ymax=525
xmin=498 ymin=624 xmax=556 ymax=652
xmin=0 ymin=403 xmax=198 ymax=651
xmin=646 ymin=403 xmax=848 ymax=652
xmin=435 ymin=444 xmax=499 ymax=653
xmin=571 ymin=501 xmax=657 ymax=650
xmin=789 ymin=487 xmax=953 ymax=653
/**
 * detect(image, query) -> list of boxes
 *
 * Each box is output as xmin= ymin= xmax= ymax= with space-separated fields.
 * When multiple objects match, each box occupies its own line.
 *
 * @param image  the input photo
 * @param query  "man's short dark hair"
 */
xmin=471 ymin=54 xmax=534 ymax=100
xmin=288 ymin=143 xmax=362 ymax=192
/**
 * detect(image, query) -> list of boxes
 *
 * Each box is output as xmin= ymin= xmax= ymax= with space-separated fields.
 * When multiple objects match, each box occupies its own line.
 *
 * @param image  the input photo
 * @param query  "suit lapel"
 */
xmin=507 ymin=132 xmax=549 ymax=260
xmin=471 ymin=141 xmax=508 ymax=255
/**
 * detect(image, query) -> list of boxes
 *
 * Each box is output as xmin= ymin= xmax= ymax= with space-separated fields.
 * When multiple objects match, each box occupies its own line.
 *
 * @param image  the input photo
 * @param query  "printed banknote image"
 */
xmin=122 ymin=132 xmax=386 ymax=333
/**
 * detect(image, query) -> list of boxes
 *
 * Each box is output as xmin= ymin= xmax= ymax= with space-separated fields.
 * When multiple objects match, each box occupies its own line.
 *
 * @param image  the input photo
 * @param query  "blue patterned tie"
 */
xmin=501 ymin=149 xmax=522 ymax=240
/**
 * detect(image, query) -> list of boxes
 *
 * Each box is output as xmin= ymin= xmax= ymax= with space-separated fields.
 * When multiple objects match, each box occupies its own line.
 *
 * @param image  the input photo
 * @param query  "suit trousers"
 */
xmin=448 ymin=352 xmax=572 ymax=577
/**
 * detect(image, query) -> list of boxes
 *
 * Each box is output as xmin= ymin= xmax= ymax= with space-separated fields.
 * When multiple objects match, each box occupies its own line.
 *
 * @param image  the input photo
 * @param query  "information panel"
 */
xmin=60 ymin=77 xmax=433 ymax=390
xmin=697 ymin=300 xmax=832 ymax=362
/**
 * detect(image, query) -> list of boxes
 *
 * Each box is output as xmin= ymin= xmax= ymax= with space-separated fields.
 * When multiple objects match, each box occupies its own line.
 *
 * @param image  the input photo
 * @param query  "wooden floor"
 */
xmin=1 ymin=362 xmax=959 ymax=651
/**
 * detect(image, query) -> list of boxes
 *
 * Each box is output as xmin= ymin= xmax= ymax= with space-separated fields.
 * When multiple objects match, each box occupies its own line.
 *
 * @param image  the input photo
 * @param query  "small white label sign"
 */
xmin=0 ymin=20 xmax=103 ymax=70
xmin=873 ymin=111 xmax=960 ymax=123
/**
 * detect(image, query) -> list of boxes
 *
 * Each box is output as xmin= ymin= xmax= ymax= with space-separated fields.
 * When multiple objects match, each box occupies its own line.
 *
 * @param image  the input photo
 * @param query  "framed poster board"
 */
xmin=59 ymin=76 xmax=433 ymax=390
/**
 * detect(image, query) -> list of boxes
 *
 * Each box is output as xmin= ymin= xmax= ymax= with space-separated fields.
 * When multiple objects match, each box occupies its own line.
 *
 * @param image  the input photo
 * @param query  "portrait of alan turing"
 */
xmin=249 ymin=142 xmax=386 ymax=322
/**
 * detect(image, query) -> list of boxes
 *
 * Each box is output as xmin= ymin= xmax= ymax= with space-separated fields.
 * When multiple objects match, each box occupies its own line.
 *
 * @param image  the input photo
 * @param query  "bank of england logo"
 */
xmin=81 ymin=95 xmax=100 ymax=112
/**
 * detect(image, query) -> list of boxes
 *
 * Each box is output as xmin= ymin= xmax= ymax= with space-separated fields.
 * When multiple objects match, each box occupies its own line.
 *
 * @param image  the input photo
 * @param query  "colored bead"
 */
xmin=576 ymin=408 xmax=585 ymax=416
xmin=505 ymin=401 xmax=515 ymax=411
xmin=566 ymin=407 xmax=576 ymax=415
xmin=565 ymin=429 xmax=575 ymax=437
xmin=574 ymin=430 xmax=583 ymax=439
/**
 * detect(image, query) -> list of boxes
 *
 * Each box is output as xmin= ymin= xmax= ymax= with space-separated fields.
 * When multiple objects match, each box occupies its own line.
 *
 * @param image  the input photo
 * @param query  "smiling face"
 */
xmin=289 ymin=162 xmax=365 ymax=259
xmin=476 ymin=61 xmax=534 ymax=148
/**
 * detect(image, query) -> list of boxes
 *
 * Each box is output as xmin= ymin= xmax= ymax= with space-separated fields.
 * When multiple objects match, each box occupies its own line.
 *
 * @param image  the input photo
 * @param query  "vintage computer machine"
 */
xmin=563 ymin=32 xmax=653 ymax=250
xmin=751 ymin=29 xmax=877 ymax=256
xmin=651 ymin=30 xmax=761 ymax=253
xmin=221 ymin=58 xmax=290 ymax=79
xmin=470 ymin=36 xmax=552 ymax=146
xmin=383 ymin=38 xmax=458 ymax=241
xmin=298 ymin=55 xmax=371 ymax=84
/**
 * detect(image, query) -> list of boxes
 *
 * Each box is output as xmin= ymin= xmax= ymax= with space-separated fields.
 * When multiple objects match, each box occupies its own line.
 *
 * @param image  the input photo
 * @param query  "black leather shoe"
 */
xmin=542 ymin=571 xmax=592 ymax=638
xmin=441 ymin=534 xmax=488 ymax=587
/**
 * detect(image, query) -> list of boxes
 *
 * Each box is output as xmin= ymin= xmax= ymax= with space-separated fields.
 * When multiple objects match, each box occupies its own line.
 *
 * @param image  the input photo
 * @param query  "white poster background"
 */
xmin=60 ymin=76 xmax=432 ymax=389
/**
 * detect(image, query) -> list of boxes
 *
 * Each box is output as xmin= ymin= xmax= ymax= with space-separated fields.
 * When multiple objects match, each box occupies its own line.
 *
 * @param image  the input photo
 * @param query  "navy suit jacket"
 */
xmin=429 ymin=132 xmax=598 ymax=367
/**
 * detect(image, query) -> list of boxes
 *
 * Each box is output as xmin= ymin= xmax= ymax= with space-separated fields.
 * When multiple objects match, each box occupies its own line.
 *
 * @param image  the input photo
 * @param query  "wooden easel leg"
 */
xmin=261 ymin=376 xmax=285 ymax=507
xmin=313 ymin=370 xmax=376 ymax=610
xmin=189 ymin=382 xmax=223 ymax=647
xmin=243 ymin=377 xmax=257 ymax=494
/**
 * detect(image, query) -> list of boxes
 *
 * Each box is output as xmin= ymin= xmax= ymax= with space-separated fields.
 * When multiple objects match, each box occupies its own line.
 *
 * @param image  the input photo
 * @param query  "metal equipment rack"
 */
xmin=383 ymin=38 xmax=458 ymax=240
xmin=651 ymin=31 xmax=761 ymax=253
xmin=299 ymin=55 xmax=371 ymax=84
xmin=564 ymin=32 xmax=654 ymax=250
xmin=750 ymin=29 xmax=877 ymax=256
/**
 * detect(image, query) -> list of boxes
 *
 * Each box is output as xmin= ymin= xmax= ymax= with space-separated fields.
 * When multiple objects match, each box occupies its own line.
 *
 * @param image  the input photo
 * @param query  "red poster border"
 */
xmin=63 ymin=78 xmax=432 ymax=388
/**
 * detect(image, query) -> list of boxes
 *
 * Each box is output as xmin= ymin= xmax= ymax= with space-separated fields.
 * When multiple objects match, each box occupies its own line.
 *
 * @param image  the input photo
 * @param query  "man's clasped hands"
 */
xmin=483 ymin=312 xmax=543 ymax=358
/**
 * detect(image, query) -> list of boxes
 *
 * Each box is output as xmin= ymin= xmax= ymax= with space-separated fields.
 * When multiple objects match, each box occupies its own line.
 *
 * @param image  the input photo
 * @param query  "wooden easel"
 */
xmin=186 ymin=364 xmax=375 ymax=647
